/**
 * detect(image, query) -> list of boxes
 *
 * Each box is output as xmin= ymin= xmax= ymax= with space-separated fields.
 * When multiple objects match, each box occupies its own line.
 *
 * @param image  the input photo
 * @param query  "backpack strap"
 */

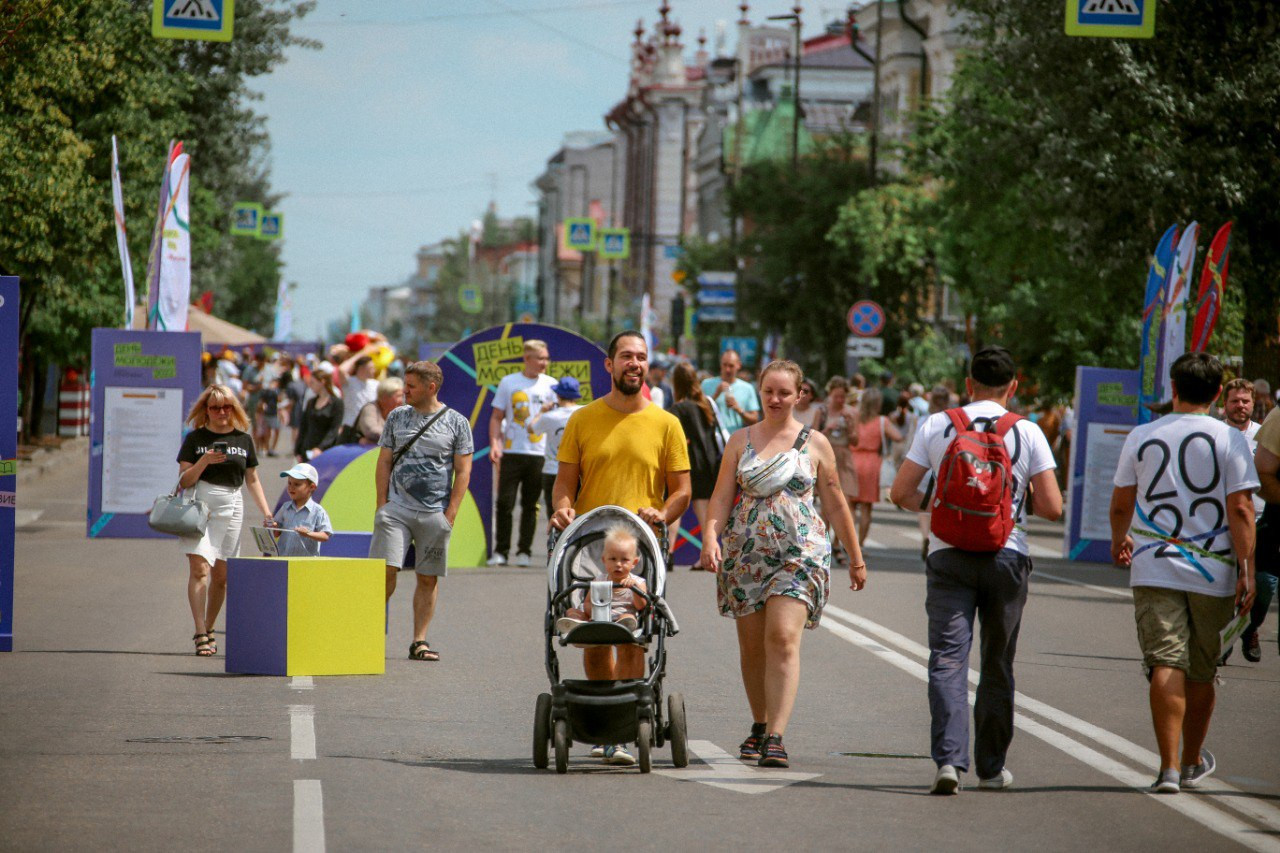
xmin=992 ymin=411 xmax=1023 ymax=438
xmin=792 ymin=427 xmax=811 ymax=451
xmin=944 ymin=408 xmax=971 ymax=434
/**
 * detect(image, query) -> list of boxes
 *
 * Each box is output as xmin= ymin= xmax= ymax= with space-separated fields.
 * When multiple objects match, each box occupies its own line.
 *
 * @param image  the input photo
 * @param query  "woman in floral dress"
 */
xmin=701 ymin=360 xmax=867 ymax=769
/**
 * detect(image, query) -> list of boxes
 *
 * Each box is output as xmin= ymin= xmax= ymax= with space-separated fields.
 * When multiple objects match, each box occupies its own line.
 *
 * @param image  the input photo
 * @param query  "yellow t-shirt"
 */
xmin=558 ymin=398 xmax=690 ymax=515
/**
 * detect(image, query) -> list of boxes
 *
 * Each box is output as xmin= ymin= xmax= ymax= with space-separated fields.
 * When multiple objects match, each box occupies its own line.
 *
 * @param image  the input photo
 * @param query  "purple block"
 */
xmin=226 ymin=558 xmax=288 ymax=675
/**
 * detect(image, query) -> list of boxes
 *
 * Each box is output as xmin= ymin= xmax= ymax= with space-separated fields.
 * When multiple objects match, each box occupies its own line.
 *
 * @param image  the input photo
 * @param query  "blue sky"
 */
xmin=253 ymin=0 xmax=809 ymax=340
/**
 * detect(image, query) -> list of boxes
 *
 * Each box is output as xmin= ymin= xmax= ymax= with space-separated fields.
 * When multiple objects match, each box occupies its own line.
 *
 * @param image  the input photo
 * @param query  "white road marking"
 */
xmin=290 ymin=705 xmax=317 ymax=760
xmin=653 ymin=739 xmax=821 ymax=794
xmin=293 ymin=779 xmax=325 ymax=853
xmin=1034 ymin=570 xmax=1132 ymax=599
xmin=291 ymin=676 xmax=314 ymax=690
xmin=822 ymin=604 xmax=1280 ymax=848
xmin=1026 ymin=542 xmax=1061 ymax=559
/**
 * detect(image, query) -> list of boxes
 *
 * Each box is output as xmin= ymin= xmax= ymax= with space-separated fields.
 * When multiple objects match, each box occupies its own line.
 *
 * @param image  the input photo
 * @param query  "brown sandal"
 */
xmin=408 ymin=641 xmax=439 ymax=661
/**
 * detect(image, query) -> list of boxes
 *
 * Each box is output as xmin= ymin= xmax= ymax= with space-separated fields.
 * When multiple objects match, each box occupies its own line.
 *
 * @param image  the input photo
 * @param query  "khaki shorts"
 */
xmin=369 ymin=502 xmax=452 ymax=576
xmin=1133 ymin=586 xmax=1235 ymax=683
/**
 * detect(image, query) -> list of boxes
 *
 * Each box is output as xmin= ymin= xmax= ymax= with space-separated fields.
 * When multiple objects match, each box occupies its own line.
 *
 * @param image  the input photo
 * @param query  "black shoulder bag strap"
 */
xmin=793 ymin=426 xmax=811 ymax=451
xmin=391 ymin=406 xmax=449 ymax=471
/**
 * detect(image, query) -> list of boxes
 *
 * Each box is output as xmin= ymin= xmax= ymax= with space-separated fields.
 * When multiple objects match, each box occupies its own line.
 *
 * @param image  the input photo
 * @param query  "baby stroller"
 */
xmin=532 ymin=505 xmax=689 ymax=773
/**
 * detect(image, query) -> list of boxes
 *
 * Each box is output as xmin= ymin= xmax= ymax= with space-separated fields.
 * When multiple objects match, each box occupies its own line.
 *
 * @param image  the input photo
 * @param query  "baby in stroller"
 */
xmin=555 ymin=525 xmax=648 ymax=678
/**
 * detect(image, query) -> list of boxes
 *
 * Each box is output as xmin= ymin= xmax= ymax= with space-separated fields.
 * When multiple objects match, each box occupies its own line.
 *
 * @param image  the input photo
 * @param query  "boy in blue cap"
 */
xmin=531 ymin=376 xmax=583 ymax=524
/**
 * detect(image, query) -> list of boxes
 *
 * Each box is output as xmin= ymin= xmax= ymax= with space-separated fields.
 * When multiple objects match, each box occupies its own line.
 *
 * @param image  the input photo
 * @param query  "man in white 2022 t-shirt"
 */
xmin=890 ymin=345 xmax=1062 ymax=796
xmin=1110 ymin=352 xmax=1258 ymax=794
xmin=487 ymin=339 xmax=558 ymax=567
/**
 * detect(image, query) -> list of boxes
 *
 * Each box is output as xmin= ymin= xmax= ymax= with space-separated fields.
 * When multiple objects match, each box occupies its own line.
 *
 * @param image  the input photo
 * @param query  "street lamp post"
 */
xmin=767 ymin=5 xmax=803 ymax=172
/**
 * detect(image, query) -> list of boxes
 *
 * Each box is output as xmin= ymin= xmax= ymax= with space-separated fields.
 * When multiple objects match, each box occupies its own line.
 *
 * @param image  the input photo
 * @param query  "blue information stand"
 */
xmin=1064 ymin=366 xmax=1139 ymax=562
xmin=0 ymin=277 xmax=18 ymax=651
xmin=87 ymin=329 xmax=203 ymax=539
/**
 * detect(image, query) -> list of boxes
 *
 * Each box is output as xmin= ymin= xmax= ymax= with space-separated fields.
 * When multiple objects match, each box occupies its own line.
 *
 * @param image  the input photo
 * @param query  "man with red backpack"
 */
xmin=890 ymin=346 xmax=1063 ymax=795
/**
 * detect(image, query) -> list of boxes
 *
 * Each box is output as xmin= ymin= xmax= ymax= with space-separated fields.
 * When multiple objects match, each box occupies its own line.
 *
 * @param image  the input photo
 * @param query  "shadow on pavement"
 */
xmin=332 ymin=754 xmax=661 ymax=776
xmin=22 ymin=648 xmax=202 ymax=658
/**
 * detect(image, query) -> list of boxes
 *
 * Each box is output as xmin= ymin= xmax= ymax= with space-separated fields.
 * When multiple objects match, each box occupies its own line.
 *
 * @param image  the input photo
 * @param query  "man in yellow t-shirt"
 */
xmin=551 ymin=331 xmax=691 ymax=530
xmin=550 ymin=331 xmax=690 ymax=754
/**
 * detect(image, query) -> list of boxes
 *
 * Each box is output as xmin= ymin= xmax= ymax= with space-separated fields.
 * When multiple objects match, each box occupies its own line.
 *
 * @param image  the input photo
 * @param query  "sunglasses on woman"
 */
xmin=207 ymin=404 xmax=234 ymax=413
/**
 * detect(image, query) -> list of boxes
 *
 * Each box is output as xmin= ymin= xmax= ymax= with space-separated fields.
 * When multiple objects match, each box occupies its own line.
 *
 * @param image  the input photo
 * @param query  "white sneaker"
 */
xmin=486 ymin=553 xmax=507 ymax=567
xmin=978 ymin=768 xmax=1013 ymax=790
xmin=590 ymin=744 xmax=606 ymax=758
xmin=1180 ymin=749 xmax=1216 ymax=789
xmin=931 ymin=765 xmax=960 ymax=795
xmin=556 ymin=616 xmax=586 ymax=635
xmin=514 ymin=553 xmax=532 ymax=567
xmin=604 ymin=745 xmax=636 ymax=766
xmin=1151 ymin=768 xmax=1180 ymax=794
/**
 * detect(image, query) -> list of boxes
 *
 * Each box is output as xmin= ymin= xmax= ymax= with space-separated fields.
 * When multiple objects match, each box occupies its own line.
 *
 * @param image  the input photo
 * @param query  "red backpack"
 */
xmin=930 ymin=409 xmax=1022 ymax=553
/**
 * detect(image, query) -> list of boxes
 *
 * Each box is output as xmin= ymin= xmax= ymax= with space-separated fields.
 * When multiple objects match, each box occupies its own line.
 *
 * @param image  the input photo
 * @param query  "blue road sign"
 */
xmin=153 ymin=0 xmax=235 ymax=41
xmin=697 ymin=271 xmax=736 ymax=287
xmin=847 ymin=300 xmax=885 ymax=337
xmin=699 ymin=287 xmax=736 ymax=306
xmin=1065 ymin=0 xmax=1154 ymax=38
xmin=698 ymin=306 xmax=735 ymax=324
xmin=720 ymin=336 xmax=758 ymax=367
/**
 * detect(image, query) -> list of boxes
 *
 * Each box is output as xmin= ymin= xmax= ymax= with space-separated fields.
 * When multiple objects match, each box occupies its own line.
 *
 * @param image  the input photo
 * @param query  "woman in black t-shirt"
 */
xmin=671 ymin=362 xmax=723 ymax=568
xmin=293 ymin=369 xmax=344 ymax=462
xmin=176 ymin=384 xmax=274 ymax=656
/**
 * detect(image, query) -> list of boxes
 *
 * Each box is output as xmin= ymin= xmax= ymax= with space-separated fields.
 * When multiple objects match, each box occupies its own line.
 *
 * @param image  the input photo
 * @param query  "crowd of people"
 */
xmin=175 ymin=327 xmax=1271 ymax=793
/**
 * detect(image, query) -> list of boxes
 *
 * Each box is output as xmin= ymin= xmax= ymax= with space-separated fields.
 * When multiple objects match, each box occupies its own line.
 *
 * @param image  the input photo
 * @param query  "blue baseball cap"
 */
xmin=552 ymin=376 xmax=581 ymax=400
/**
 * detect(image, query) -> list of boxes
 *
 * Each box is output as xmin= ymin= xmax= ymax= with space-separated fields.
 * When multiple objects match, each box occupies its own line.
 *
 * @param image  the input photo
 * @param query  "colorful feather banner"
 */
xmin=1138 ymin=224 xmax=1179 ymax=423
xmin=1154 ymin=222 xmax=1199 ymax=404
xmin=1190 ymin=222 xmax=1232 ymax=353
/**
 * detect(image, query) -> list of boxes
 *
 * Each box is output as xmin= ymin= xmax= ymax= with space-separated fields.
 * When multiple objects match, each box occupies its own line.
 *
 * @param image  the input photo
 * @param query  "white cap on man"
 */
xmin=281 ymin=463 xmax=319 ymax=485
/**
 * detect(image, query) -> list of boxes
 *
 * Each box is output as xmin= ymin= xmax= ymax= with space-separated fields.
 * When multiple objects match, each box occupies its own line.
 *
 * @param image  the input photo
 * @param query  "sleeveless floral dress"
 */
xmin=717 ymin=431 xmax=832 ymax=629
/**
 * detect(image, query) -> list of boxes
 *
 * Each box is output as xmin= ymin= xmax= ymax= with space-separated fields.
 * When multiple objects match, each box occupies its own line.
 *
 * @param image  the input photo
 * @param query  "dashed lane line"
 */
xmin=290 ymin=705 xmax=317 ymax=761
xmin=293 ymin=779 xmax=325 ymax=853
xmin=291 ymin=676 xmax=315 ymax=690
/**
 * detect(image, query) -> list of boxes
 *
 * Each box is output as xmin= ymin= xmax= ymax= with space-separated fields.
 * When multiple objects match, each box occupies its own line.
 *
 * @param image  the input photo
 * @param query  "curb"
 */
xmin=16 ymin=436 xmax=88 ymax=488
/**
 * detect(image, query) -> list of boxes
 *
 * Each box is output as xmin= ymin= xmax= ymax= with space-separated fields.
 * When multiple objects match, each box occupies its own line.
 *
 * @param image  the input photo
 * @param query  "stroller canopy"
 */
xmin=547 ymin=506 xmax=667 ymax=599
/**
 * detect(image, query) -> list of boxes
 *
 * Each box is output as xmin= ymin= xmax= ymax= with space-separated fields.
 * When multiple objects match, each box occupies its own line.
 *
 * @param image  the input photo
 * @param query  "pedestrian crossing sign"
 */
xmin=230 ymin=202 xmax=262 ymax=236
xmin=1065 ymin=0 xmax=1154 ymax=38
xmin=153 ymin=0 xmax=235 ymax=42
xmin=562 ymin=218 xmax=596 ymax=252
xmin=257 ymin=212 xmax=283 ymax=241
xmin=598 ymin=228 xmax=630 ymax=260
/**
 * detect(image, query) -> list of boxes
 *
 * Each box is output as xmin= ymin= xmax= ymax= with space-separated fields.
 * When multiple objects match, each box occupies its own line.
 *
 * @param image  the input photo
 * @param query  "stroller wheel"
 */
xmin=636 ymin=719 xmax=652 ymax=773
xmin=533 ymin=693 xmax=551 ymax=770
xmin=553 ymin=719 xmax=570 ymax=774
xmin=668 ymin=692 xmax=689 ymax=768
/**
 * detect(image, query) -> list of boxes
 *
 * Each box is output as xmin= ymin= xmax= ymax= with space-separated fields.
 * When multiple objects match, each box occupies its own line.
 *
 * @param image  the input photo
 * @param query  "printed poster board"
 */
xmin=88 ymin=329 xmax=203 ymax=538
xmin=0 ymin=277 xmax=18 ymax=651
xmin=1064 ymin=366 xmax=1139 ymax=562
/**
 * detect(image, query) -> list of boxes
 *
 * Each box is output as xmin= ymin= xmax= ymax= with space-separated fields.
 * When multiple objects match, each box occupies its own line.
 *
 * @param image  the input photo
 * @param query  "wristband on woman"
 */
xmin=849 ymin=562 xmax=867 ymax=570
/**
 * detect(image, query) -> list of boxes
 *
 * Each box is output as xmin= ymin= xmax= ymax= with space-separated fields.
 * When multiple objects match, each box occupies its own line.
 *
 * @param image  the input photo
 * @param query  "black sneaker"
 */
xmin=758 ymin=733 xmax=789 ymax=768
xmin=739 ymin=722 xmax=767 ymax=760
xmin=1243 ymin=631 xmax=1262 ymax=663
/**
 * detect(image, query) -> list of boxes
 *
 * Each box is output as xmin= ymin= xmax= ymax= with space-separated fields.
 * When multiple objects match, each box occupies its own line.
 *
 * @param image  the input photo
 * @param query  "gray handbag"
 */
xmin=148 ymin=481 xmax=210 ymax=537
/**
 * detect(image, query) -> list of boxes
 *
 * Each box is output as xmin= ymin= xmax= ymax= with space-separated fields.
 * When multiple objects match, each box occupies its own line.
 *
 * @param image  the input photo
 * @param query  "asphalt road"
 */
xmin=3 ymin=448 xmax=1279 ymax=852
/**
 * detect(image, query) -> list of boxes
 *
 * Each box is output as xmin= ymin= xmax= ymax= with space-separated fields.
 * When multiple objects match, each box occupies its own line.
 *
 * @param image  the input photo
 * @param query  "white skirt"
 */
xmin=180 ymin=481 xmax=244 ymax=564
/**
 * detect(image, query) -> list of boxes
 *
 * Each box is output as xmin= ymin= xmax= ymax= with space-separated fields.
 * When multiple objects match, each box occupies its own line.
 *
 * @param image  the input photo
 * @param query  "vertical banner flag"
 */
xmin=273 ymin=279 xmax=292 ymax=341
xmin=640 ymin=292 xmax=657 ymax=353
xmin=1137 ymin=224 xmax=1179 ymax=424
xmin=110 ymin=136 xmax=137 ymax=329
xmin=1 ymin=277 xmax=18 ymax=651
xmin=1155 ymin=221 xmax=1199 ymax=405
xmin=155 ymin=150 xmax=192 ymax=331
xmin=1190 ymin=222 xmax=1233 ymax=353
xmin=144 ymin=142 xmax=176 ymax=328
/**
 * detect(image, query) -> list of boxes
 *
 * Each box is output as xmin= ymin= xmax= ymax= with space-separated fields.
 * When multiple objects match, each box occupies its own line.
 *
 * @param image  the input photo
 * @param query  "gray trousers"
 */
xmin=925 ymin=547 xmax=1032 ymax=778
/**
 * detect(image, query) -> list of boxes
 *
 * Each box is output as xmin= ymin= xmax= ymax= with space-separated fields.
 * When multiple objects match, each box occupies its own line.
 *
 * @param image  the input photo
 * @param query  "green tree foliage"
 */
xmin=925 ymin=0 xmax=1280 ymax=393
xmin=828 ymin=181 xmax=944 ymax=351
xmin=728 ymin=138 xmax=873 ymax=379
xmin=0 ymin=0 xmax=313 ymax=432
